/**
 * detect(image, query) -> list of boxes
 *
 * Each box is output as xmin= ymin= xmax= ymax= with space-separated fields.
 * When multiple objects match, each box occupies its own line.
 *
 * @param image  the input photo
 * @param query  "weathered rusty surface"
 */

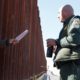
xmin=0 ymin=0 xmax=46 ymax=80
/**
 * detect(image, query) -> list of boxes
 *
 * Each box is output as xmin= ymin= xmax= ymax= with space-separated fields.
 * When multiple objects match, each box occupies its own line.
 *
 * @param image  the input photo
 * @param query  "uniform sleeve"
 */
xmin=0 ymin=39 xmax=9 ymax=46
xmin=59 ymin=18 xmax=80 ymax=47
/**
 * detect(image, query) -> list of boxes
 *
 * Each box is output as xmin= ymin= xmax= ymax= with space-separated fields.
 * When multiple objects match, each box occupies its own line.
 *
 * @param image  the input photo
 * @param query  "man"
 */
xmin=47 ymin=4 xmax=80 ymax=80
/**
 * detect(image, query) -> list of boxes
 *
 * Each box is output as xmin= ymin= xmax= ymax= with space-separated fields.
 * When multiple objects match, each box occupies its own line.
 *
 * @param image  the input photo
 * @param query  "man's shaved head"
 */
xmin=60 ymin=4 xmax=74 ymax=15
xmin=58 ymin=4 xmax=74 ymax=22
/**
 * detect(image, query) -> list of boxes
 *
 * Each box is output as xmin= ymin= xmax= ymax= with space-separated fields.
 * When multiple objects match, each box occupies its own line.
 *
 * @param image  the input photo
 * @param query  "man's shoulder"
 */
xmin=70 ymin=15 xmax=80 ymax=23
xmin=70 ymin=15 xmax=80 ymax=25
xmin=73 ymin=15 xmax=80 ymax=19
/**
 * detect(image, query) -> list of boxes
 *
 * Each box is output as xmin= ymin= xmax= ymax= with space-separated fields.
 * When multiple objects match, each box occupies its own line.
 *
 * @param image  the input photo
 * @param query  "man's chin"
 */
xmin=61 ymin=20 xmax=64 ymax=23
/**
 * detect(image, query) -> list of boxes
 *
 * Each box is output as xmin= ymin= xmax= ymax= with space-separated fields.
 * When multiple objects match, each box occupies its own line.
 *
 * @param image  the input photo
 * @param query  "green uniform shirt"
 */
xmin=55 ymin=15 xmax=80 ymax=61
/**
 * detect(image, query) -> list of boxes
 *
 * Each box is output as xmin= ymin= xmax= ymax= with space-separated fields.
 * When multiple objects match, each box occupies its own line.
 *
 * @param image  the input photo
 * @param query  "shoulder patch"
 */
xmin=73 ymin=19 xmax=80 ymax=25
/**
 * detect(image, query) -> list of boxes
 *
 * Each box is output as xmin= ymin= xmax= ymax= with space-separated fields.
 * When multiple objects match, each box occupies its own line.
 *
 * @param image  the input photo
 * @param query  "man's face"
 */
xmin=57 ymin=5 xmax=74 ymax=22
xmin=57 ymin=9 xmax=65 ymax=22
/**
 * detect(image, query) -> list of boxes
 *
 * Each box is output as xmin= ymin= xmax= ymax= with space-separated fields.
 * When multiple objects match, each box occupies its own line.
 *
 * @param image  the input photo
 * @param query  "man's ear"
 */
xmin=62 ymin=11 xmax=68 ymax=19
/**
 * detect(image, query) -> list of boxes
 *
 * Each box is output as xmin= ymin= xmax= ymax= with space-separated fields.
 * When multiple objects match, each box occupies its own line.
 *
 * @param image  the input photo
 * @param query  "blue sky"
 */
xmin=38 ymin=0 xmax=80 ymax=75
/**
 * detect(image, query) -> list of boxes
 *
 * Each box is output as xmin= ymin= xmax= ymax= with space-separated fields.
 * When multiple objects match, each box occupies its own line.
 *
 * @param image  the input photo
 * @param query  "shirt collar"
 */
xmin=63 ymin=15 xmax=74 ymax=26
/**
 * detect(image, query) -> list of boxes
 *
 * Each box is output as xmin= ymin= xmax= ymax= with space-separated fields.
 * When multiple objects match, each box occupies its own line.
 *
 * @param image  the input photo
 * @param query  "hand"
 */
xmin=46 ymin=39 xmax=57 ymax=53
xmin=9 ymin=39 xmax=19 ymax=45
xmin=46 ymin=39 xmax=56 ymax=47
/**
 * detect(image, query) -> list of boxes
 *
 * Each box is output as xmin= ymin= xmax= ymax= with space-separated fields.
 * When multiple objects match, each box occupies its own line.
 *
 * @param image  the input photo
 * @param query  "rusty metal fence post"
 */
xmin=0 ymin=0 xmax=47 ymax=80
